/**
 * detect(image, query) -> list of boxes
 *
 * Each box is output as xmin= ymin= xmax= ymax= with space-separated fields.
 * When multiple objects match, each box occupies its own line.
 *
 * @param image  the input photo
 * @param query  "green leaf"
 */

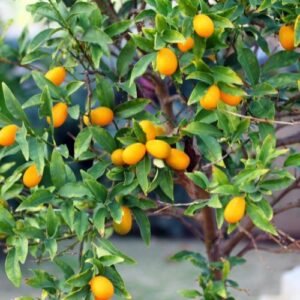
xmin=155 ymin=14 xmax=168 ymax=32
xmin=54 ymin=257 xmax=75 ymax=279
xmin=28 ymin=28 xmax=56 ymax=52
xmin=258 ymin=0 xmax=272 ymax=11
xmin=93 ymin=207 xmax=107 ymax=236
xmin=108 ymin=200 xmax=122 ymax=223
xmin=85 ymin=179 xmax=107 ymax=201
xmin=95 ymin=76 xmax=114 ymax=108
xmin=262 ymin=51 xmax=300 ymax=74
xmin=247 ymin=202 xmax=277 ymax=235
xmin=39 ymin=86 xmax=53 ymax=125
xmin=159 ymin=168 xmax=174 ymax=201
xmin=182 ymin=122 xmax=222 ymax=138
xmin=74 ymin=128 xmax=92 ymax=159
xmin=82 ymin=28 xmax=112 ymax=55
xmin=187 ymin=71 xmax=214 ymax=85
xmin=74 ymin=211 xmax=89 ymax=241
xmin=90 ymin=45 xmax=103 ymax=69
xmin=267 ymin=73 xmax=300 ymax=89
xmin=26 ymin=270 xmax=56 ymax=289
xmin=258 ymin=135 xmax=275 ymax=165
xmin=162 ymin=30 xmax=185 ymax=43
xmin=156 ymin=0 xmax=172 ymax=15
xmin=115 ymin=99 xmax=150 ymax=119
xmin=0 ymin=207 xmax=15 ymax=234
xmin=207 ymin=195 xmax=222 ymax=208
xmin=178 ymin=0 xmax=198 ymax=16
xmin=237 ymin=47 xmax=260 ymax=85
xmin=21 ymin=50 xmax=48 ymax=64
xmin=50 ymin=149 xmax=66 ymax=188
xmin=117 ymin=39 xmax=136 ymax=77
xmin=295 ymin=15 xmax=300 ymax=47
xmin=61 ymin=201 xmax=75 ymax=231
xmin=136 ymin=156 xmax=151 ymax=194
xmin=66 ymin=81 xmax=84 ymax=96
xmin=185 ymin=171 xmax=209 ymax=189
xmin=66 ymin=268 xmax=92 ymax=287
xmin=14 ymin=236 xmax=28 ymax=264
xmin=5 ymin=248 xmax=22 ymax=287
xmin=91 ymin=127 xmax=116 ymax=153
xmin=132 ymin=208 xmax=151 ymax=245
xmin=129 ymin=52 xmax=156 ymax=86
xmin=212 ymin=166 xmax=229 ymax=185
xmin=211 ymin=184 xmax=239 ymax=195
xmin=68 ymin=105 xmax=80 ymax=120
xmin=46 ymin=206 xmax=59 ymax=238
xmin=284 ymin=153 xmax=300 ymax=167
xmin=250 ymin=83 xmax=277 ymax=96
xmin=212 ymin=66 xmax=243 ymax=85
xmin=110 ymin=180 xmax=139 ymax=199
xmin=132 ymin=119 xmax=146 ymax=143
xmin=184 ymin=201 xmax=208 ymax=216
xmin=2 ymin=83 xmax=30 ymax=126
xmin=58 ymin=183 xmax=93 ymax=198
xmin=45 ymin=238 xmax=57 ymax=260
xmin=234 ymin=168 xmax=269 ymax=185
xmin=16 ymin=124 xmax=29 ymax=161
xmin=259 ymin=199 xmax=273 ymax=221
xmin=179 ymin=289 xmax=201 ymax=298
xmin=209 ymin=14 xmax=234 ymax=28
xmin=213 ymin=281 xmax=227 ymax=298
xmin=249 ymin=99 xmax=275 ymax=119
xmin=260 ymin=177 xmax=294 ymax=191
xmin=105 ymin=20 xmax=131 ymax=37
xmin=131 ymin=34 xmax=154 ymax=52
xmin=17 ymin=190 xmax=53 ymax=211
xmin=187 ymin=82 xmax=207 ymax=105
xmin=198 ymin=136 xmax=224 ymax=167
xmin=97 ymin=239 xmax=135 ymax=264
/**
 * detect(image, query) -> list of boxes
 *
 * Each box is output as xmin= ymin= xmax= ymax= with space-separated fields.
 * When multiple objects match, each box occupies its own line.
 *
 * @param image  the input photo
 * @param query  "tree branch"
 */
xmin=93 ymin=0 xmax=118 ymax=21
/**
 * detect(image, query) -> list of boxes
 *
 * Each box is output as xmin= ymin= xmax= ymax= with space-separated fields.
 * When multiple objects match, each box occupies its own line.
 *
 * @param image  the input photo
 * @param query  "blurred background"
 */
xmin=0 ymin=1 xmax=300 ymax=300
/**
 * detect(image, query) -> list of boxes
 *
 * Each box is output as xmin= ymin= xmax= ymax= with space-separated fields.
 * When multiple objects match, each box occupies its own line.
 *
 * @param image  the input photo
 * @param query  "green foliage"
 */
xmin=0 ymin=0 xmax=299 ymax=299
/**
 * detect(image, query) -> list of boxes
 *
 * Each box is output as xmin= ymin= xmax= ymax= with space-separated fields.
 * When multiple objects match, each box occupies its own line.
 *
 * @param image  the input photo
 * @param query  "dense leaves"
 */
xmin=0 ymin=0 xmax=299 ymax=299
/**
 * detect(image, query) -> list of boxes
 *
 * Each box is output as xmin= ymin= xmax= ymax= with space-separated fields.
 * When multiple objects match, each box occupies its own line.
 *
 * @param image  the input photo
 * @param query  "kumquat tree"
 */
xmin=0 ymin=0 xmax=300 ymax=299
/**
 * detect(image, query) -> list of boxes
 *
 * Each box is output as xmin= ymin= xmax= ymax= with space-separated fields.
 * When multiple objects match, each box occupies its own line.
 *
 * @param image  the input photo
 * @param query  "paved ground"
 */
xmin=0 ymin=238 xmax=299 ymax=300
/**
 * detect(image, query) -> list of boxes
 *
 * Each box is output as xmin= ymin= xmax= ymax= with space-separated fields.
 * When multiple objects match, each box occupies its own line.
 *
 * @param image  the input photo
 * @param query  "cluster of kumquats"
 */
xmin=157 ymin=14 xmax=298 ymax=110
xmin=0 ymin=12 xmax=297 ymax=300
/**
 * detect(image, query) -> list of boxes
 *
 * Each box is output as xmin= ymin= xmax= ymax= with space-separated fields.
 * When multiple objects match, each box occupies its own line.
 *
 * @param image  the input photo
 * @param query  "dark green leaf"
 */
xmin=132 ymin=208 xmax=151 ymax=245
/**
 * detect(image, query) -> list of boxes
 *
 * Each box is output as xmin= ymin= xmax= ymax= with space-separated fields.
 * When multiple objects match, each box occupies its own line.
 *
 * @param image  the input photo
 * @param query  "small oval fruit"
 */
xmin=156 ymin=48 xmax=178 ymax=76
xmin=90 ymin=107 xmax=114 ymax=126
xmin=178 ymin=37 xmax=195 ymax=52
xmin=111 ymin=149 xmax=124 ymax=166
xmin=47 ymin=102 xmax=68 ymax=128
xmin=0 ymin=124 xmax=18 ymax=147
xmin=146 ymin=140 xmax=171 ymax=159
xmin=165 ymin=148 xmax=190 ymax=171
xmin=122 ymin=143 xmax=146 ymax=165
xmin=113 ymin=206 xmax=133 ymax=235
xmin=23 ymin=164 xmax=42 ymax=188
xmin=220 ymin=91 xmax=242 ymax=106
xmin=139 ymin=120 xmax=156 ymax=141
xmin=200 ymin=85 xmax=220 ymax=110
xmin=279 ymin=24 xmax=295 ymax=51
xmin=193 ymin=14 xmax=214 ymax=38
xmin=89 ymin=276 xmax=114 ymax=300
xmin=45 ymin=66 xmax=66 ymax=86
xmin=83 ymin=115 xmax=91 ymax=126
xmin=224 ymin=196 xmax=246 ymax=224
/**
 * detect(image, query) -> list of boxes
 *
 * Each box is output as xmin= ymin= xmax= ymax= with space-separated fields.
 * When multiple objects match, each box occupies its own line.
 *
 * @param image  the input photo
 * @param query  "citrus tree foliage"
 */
xmin=0 ymin=0 xmax=300 ymax=299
